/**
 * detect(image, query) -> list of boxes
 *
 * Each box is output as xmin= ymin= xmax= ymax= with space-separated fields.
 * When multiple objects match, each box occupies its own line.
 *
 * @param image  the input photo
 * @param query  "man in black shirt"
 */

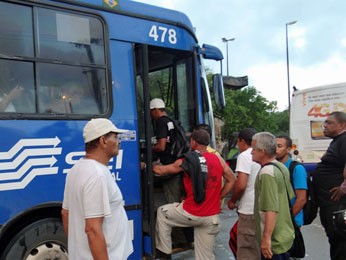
xmin=314 ymin=111 xmax=346 ymax=260
xmin=150 ymin=98 xmax=180 ymax=202
xmin=150 ymin=98 xmax=176 ymax=165
xmin=150 ymin=98 xmax=188 ymax=250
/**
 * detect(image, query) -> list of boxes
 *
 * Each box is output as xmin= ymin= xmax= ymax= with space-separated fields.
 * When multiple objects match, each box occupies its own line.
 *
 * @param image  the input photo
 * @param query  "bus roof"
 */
xmin=292 ymin=82 xmax=346 ymax=97
xmin=52 ymin=0 xmax=197 ymax=40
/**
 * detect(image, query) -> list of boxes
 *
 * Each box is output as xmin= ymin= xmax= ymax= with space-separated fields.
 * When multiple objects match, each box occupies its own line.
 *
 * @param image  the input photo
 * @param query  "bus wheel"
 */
xmin=2 ymin=218 xmax=68 ymax=260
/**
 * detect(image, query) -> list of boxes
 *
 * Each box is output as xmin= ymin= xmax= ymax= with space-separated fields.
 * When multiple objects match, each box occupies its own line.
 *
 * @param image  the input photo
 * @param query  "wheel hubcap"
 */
xmin=26 ymin=243 xmax=68 ymax=260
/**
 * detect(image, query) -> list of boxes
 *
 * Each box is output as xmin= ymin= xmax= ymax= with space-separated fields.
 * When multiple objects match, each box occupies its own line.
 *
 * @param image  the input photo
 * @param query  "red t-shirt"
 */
xmin=182 ymin=151 xmax=223 ymax=216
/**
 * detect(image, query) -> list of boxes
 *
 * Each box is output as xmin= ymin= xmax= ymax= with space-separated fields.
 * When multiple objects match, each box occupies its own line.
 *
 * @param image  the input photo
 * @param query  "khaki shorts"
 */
xmin=237 ymin=213 xmax=260 ymax=260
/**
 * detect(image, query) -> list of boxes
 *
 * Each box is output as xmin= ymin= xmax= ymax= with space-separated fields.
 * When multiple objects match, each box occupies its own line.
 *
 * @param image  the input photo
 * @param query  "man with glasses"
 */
xmin=314 ymin=111 xmax=346 ymax=260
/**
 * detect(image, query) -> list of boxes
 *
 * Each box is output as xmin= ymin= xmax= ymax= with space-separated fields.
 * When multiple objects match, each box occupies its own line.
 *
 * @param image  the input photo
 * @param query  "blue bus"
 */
xmin=0 ymin=0 xmax=224 ymax=259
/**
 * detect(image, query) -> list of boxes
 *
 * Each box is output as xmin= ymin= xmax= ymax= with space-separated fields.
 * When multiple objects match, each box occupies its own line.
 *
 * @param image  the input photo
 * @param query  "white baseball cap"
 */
xmin=83 ymin=118 xmax=128 ymax=143
xmin=150 ymin=98 xmax=165 ymax=109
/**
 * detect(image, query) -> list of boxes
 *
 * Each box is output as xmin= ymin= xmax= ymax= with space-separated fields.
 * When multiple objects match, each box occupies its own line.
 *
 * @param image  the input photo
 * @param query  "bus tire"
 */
xmin=1 ymin=218 xmax=68 ymax=260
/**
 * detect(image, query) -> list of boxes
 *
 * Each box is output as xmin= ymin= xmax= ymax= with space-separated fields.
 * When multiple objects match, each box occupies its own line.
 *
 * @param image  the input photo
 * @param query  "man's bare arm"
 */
xmin=61 ymin=208 xmax=69 ymax=236
xmin=228 ymin=172 xmax=248 ymax=209
xmin=330 ymin=165 xmax=346 ymax=201
xmin=85 ymin=217 xmax=109 ymax=260
xmin=219 ymin=155 xmax=236 ymax=199
xmin=292 ymin=189 xmax=307 ymax=216
xmin=152 ymin=159 xmax=183 ymax=175
xmin=153 ymin=138 xmax=167 ymax=153
xmin=261 ymin=211 xmax=277 ymax=259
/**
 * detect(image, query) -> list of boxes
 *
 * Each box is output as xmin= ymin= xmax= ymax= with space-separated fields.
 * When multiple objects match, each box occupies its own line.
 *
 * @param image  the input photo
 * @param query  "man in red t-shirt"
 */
xmin=153 ymin=129 xmax=235 ymax=260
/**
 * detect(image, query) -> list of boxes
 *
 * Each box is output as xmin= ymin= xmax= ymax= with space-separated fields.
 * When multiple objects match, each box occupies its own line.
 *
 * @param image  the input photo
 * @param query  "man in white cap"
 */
xmin=150 ymin=98 xmax=191 ymax=252
xmin=61 ymin=118 xmax=133 ymax=260
xmin=150 ymin=98 xmax=182 ymax=201
xmin=150 ymin=98 xmax=176 ymax=165
xmin=150 ymin=98 xmax=189 ymax=250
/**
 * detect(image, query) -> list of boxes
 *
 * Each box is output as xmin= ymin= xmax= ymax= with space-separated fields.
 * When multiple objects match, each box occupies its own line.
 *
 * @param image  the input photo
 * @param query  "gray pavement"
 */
xmin=173 ymin=203 xmax=329 ymax=259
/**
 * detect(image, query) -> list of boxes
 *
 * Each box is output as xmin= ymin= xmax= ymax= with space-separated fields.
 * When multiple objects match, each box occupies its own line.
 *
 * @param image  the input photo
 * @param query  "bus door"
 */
xmin=135 ymin=44 xmax=197 ymax=257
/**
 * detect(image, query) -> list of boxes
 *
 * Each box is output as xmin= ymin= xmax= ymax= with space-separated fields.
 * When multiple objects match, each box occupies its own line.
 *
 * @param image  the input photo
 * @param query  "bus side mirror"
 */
xmin=212 ymin=74 xmax=225 ymax=110
xmin=201 ymin=44 xmax=223 ymax=61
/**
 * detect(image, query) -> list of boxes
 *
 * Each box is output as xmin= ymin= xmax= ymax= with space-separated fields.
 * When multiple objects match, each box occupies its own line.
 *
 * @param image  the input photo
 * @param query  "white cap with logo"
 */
xmin=83 ymin=118 xmax=128 ymax=143
xmin=150 ymin=98 xmax=165 ymax=109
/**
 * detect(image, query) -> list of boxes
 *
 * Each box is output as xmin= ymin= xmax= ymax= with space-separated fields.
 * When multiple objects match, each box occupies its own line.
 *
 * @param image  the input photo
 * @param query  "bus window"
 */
xmin=0 ymin=60 xmax=35 ymax=113
xmin=136 ymin=46 xmax=195 ymax=134
xmin=36 ymin=8 xmax=105 ymax=65
xmin=0 ymin=2 xmax=109 ymax=117
xmin=176 ymin=59 xmax=195 ymax=131
xmin=37 ymin=64 xmax=106 ymax=115
xmin=0 ymin=2 xmax=34 ymax=57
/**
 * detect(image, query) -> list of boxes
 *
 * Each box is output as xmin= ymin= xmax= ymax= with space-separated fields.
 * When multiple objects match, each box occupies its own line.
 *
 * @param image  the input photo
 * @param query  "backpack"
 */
xmin=289 ymin=160 xmax=318 ymax=225
xmin=164 ymin=116 xmax=190 ymax=159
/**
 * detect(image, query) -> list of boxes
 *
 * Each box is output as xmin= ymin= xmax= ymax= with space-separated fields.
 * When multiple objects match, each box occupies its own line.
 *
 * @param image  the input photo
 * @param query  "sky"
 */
xmin=133 ymin=0 xmax=346 ymax=110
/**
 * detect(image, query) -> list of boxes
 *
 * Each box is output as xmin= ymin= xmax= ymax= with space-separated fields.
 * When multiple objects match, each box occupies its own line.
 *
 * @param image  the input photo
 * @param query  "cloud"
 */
xmin=245 ymin=62 xmax=288 ymax=110
xmin=341 ymin=38 xmax=346 ymax=48
xmin=293 ymin=52 xmax=346 ymax=89
xmin=246 ymin=52 xmax=346 ymax=110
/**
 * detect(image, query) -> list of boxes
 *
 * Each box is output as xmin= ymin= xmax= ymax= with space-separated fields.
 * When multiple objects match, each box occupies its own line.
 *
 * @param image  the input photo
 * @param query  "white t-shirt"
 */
xmin=62 ymin=159 xmax=133 ymax=259
xmin=235 ymin=147 xmax=261 ymax=215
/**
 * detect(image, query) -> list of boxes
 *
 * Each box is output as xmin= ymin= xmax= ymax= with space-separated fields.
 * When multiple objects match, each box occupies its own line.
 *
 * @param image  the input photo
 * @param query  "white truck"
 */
xmin=290 ymin=82 xmax=346 ymax=168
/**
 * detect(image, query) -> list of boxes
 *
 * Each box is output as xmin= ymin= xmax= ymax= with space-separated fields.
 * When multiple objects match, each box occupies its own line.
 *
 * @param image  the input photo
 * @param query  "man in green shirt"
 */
xmin=251 ymin=132 xmax=295 ymax=260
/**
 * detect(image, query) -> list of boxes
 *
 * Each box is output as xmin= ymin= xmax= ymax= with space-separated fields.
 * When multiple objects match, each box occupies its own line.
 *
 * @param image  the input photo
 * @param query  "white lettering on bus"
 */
xmin=149 ymin=25 xmax=177 ymax=44
xmin=0 ymin=137 xmax=61 ymax=191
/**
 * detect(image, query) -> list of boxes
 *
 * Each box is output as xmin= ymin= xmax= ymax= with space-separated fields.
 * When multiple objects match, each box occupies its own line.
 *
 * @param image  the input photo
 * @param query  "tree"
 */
xmin=214 ymin=86 xmax=289 ymax=139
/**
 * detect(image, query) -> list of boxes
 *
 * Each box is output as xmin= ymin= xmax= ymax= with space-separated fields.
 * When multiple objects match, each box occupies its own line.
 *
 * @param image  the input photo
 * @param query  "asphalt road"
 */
xmin=173 ymin=203 xmax=329 ymax=260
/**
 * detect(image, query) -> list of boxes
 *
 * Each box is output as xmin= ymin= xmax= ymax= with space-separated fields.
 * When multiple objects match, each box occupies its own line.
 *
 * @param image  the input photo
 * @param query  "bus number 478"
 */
xmin=149 ymin=25 xmax=177 ymax=44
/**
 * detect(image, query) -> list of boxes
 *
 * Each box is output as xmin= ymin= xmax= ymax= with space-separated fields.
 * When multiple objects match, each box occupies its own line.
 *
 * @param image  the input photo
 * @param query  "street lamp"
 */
xmin=222 ymin=37 xmax=235 ymax=76
xmin=286 ymin=20 xmax=297 ymax=113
